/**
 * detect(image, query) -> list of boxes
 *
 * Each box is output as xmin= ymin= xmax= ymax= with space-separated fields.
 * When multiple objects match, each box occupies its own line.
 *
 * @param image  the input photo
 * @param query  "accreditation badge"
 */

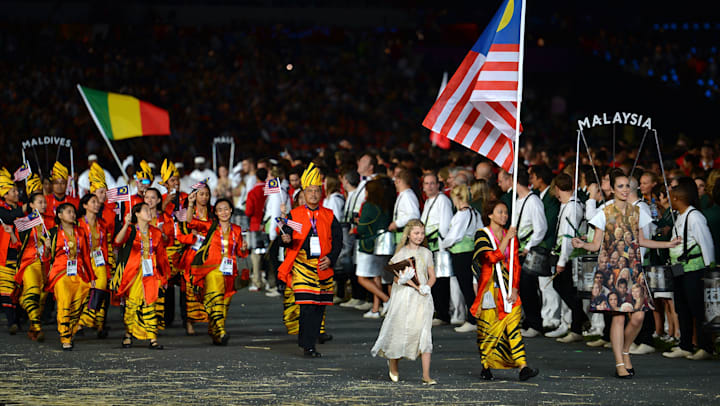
xmin=310 ymin=236 xmax=321 ymax=257
xmin=66 ymin=260 xmax=78 ymax=276
xmin=220 ymin=258 xmax=234 ymax=276
xmin=142 ymin=259 xmax=154 ymax=277
xmin=92 ymin=250 xmax=106 ymax=267
xmin=191 ymin=236 xmax=205 ymax=251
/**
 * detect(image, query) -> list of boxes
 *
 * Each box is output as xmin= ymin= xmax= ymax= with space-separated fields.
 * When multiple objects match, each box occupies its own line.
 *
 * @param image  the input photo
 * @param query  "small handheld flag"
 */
xmin=14 ymin=211 xmax=43 ymax=232
xmin=191 ymin=178 xmax=209 ymax=190
xmin=264 ymin=178 xmax=281 ymax=195
xmin=13 ymin=163 xmax=31 ymax=182
xmin=276 ymin=217 xmax=302 ymax=234
xmin=107 ymin=185 xmax=131 ymax=203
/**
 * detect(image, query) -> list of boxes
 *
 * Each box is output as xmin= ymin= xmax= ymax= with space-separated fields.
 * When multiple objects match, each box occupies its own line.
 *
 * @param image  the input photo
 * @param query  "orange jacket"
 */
xmin=469 ymin=232 xmax=521 ymax=320
xmin=45 ymin=226 xmax=96 ymax=291
xmin=113 ymin=225 xmax=171 ymax=304
xmin=277 ymin=205 xmax=335 ymax=285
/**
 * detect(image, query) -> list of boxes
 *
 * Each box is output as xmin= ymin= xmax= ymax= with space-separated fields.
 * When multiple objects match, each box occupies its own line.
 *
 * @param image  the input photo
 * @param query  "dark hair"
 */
xmin=516 ymin=165 xmax=529 ymax=187
xmin=78 ymin=193 xmax=98 ymax=218
xmin=482 ymin=199 xmax=507 ymax=226
xmin=256 ymin=168 xmax=268 ymax=182
xmin=361 ymin=152 xmax=378 ymax=173
xmin=325 ymin=175 xmax=341 ymax=195
xmin=54 ymin=203 xmax=77 ymax=227
xmin=531 ymin=164 xmax=553 ymax=186
xmin=213 ymin=197 xmax=234 ymax=219
xmin=144 ymin=188 xmax=163 ymax=211
xmin=366 ymin=178 xmax=393 ymax=214
xmin=131 ymin=202 xmax=148 ymax=224
xmin=554 ymin=173 xmax=574 ymax=192
xmin=617 ymin=278 xmax=628 ymax=288
xmin=342 ymin=169 xmax=360 ymax=187
xmin=673 ymin=176 xmax=699 ymax=207
xmin=28 ymin=192 xmax=45 ymax=206
xmin=395 ymin=169 xmax=413 ymax=187
xmin=609 ymin=168 xmax=627 ymax=188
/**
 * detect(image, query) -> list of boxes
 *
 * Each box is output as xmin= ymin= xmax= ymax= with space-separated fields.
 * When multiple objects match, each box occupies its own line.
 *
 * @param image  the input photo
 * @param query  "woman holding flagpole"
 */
xmin=144 ymin=187 xmax=176 ymax=330
xmin=14 ymin=190 xmax=50 ymax=341
xmin=77 ymin=193 xmax=111 ymax=338
xmin=111 ymin=203 xmax=171 ymax=349
xmin=175 ymin=185 xmax=213 ymax=335
xmin=189 ymin=198 xmax=248 ymax=345
xmin=44 ymin=203 xmax=95 ymax=350
xmin=471 ymin=200 xmax=538 ymax=381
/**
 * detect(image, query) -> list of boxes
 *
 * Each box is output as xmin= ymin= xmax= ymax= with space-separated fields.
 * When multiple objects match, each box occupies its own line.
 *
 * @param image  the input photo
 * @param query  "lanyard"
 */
xmin=33 ymin=227 xmax=42 ymax=259
xmin=220 ymin=226 xmax=236 ymax=258
xmin=422 ymin=194 xmax=439 ymax=224
xmin=62 ymin=228 xmax=77 ymax=260
xmin=136 ymin=226 xmax=153 ymax=259
xmin=305 ymin=205 xmax=318 ymax=235
xmin=487 ymin=226 xmax=510 ymax=260
xmin=83 ymin=217 xmax=102 ymax=252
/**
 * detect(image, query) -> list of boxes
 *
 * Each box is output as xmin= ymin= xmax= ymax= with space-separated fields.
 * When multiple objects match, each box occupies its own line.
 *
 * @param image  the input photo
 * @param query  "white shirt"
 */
xmin=512 ymin=192 xmax=547 ymax=251
xmin=323 ymin=192 xmax=345 ymax=222
xmin=343 ymin=187 xmax=360 ymax=223
xmin=441 ymin=207 xmax=484 ymax=250
xmin=670 ymin=206 xmax=715 ymax=266
xmin=555 ymin=199 xmax=584 ymax=267
xmin=585 ymin=198 xmax=612 ymax=222
xmin=421 ymin=193 xmax=454 ymax=239
xmin=393 ymin=188 xmax=420 ymax=229
xmin=264 ymin=186 xmax=290 ymax=240
xmin=77 ymin=168 xmax=116 ymax=197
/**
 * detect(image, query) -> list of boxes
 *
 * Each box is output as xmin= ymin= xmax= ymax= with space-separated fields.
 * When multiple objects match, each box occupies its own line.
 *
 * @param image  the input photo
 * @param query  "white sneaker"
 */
xmin=557 ymin=332 xmax=584 ymax=343
xmin=264 ymin=290 xmax=281 ymax=298
xmin=340 ymin=298 xmax=361 ymax=308
xmin=355 ymin=301 xmax=373 ymax=311
xmin=432 ymin=318 xmax=449 ymax=326
xmin=451 ymin=318 xmax=465 ymax=326
xmin=521 ymin=328 xmax=541 ymax=338
xmin=454 ymin=322 xmax=476 ymax=333
xmin=543 ymin=322 xmax=560 ymax=331
xmin=629 ymin=343 xmax=639 ymax=353
xmin=662 ymin=348 xmax=692 ymax=358
xmin=630 ymin=343 xmax=655 ymax=355
xmin=603 ymin=342 xmax=613 ymax=349
xmin=332 ymin=296 xmax=343 ymax=304
xmin=363 ymin=310 xmax=380 ymax=319
xmin=583 ymin=328 xmax=602 ymax=337
xmin=586 ymin=338 xmax=609 ymax=347
xmin=686 ymin=349 xmax=712 ymax=360
xmin=248 ymin=285 xmax=260 ymax=292
xmin=545 ymin=325 xmax=568 ymax=338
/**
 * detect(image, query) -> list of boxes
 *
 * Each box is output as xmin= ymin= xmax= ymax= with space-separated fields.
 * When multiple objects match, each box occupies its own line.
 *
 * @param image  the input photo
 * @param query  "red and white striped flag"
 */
xmin=191 ymin=178 xmax=209 ymax=190
xmin=14 ymin=211 xmax=43 ymax=232
xmin=107 ymin=185 xmax=131 ymax=203
xmin=276 ymin=217 xmax=302 ymax=233
xmin=264 ymin=178 xmax=281 ymax=195
xmin=422 ymin=0 xmax=524 ymax=172
xmin=13 ymin=163 xmax=31 ymax=182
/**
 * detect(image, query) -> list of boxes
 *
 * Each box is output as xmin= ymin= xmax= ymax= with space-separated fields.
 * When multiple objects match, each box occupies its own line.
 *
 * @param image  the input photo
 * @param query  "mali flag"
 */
xmin=77 ymin=85 xmax=170 ymax=140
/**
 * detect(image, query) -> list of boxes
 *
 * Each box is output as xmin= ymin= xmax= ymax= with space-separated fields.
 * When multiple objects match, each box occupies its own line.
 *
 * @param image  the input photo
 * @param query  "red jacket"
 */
xmin=277 ymin=205 xmax=335 ymax=285
xmin=245 ymin=182 xmax=266 ymax=232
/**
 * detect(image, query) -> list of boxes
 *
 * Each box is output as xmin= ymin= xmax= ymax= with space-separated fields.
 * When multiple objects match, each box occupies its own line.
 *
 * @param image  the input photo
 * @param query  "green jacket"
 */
xmin=537 ymin=188 xmax=560 ymax=250
xmin=356 ymin=203 xmax=391 ymax=254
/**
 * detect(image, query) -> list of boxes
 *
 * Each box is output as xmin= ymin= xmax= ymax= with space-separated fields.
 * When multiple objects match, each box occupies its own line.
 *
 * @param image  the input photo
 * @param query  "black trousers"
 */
xmin=452 ymin=251 xmax=476 ymax=323
xmin=432 ymin=277 xmax=451 ymax=323
xmin=552 ymin=267 xmax=588 ymax=334
xmin=299 ymin=304 xmax=324 ymax=350
xmin=675 ymin=271 xmax=712 ymax=352
xmin=266 ymin=238 xmax=280 ymax=289
xmin=519 ymin=270 xmax=543 ymax=331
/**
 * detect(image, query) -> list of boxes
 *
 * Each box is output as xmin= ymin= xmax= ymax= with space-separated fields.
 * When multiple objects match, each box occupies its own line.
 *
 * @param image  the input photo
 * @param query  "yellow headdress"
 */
xmin=89 ymin=162 xmax=107 ymax=193
xmin=0 ymin=167 xmax=14 ymax=197
xmin=160 ymin=159 xmax=179 ymax=184
xmin=51 ymin=161 xmax=69 ymax=181
xmin=26 ymin=174 xmax=42 ymax=195
xmin=301 ymin=162 xmax=322 ymax=189
xmin=135 ymin=160 xmax=154 ymax=182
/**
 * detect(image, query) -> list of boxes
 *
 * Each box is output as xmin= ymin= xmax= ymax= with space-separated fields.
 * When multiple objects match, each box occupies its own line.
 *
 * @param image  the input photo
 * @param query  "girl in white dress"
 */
xmin=371 ymin=219 xmax=437 ymax=385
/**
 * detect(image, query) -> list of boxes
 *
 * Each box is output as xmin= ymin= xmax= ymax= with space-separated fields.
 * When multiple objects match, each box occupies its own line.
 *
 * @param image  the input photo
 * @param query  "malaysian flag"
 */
xmin=13 ymin=163 xmax=31 ymax=182
xmin=191 ymin=178 xmax=209 ymax=190
xmin=14 ymin=211 xmax=43 ymax=232
xmin=264 ymin=178 xmax=281 ymax=195
xmin=107 ymin=185 xmax=131 ymax=203
xmin=423 ymin=0 xmax=524 ymax=172
xmin=276 ymin=217 xmax=302 ymax=233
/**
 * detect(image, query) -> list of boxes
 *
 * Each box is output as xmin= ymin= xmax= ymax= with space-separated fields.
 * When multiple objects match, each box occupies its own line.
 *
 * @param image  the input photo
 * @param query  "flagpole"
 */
xmin=507 ymin=0 xmax=526 ymax=312
xmin=76 ymin=84 xmax=129 ymax=183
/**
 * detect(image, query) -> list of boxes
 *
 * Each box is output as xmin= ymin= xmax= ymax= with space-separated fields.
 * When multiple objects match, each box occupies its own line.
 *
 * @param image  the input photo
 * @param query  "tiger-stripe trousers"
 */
xmin=124 ymin=271 xmax=158 ymax=341
xmin=20 ymin=261 xmax=47 ymax=333
xmin=54 ymin=275 xmax=90 ymax=344
xmin=476 ymin=282 xmax=527 ymax=370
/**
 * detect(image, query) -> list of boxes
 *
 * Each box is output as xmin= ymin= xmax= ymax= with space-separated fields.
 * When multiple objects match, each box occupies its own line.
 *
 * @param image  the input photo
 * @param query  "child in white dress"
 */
xmin=371 ymin=219 xmax=437 ymax=384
